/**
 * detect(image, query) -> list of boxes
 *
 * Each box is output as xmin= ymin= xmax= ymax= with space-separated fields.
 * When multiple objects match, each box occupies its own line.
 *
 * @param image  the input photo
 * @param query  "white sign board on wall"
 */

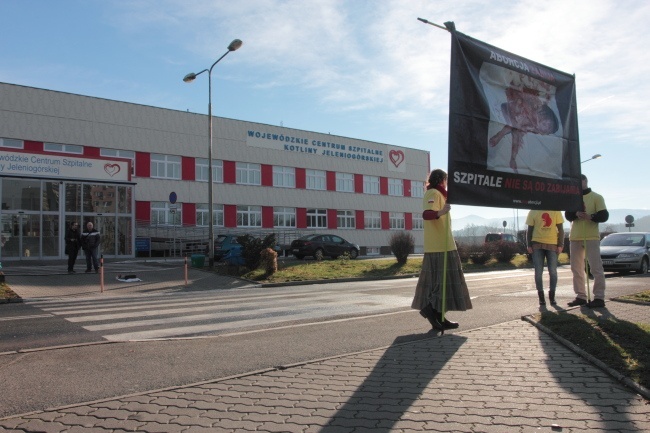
xmin=0 ymin=150 xmax=131 ymax=182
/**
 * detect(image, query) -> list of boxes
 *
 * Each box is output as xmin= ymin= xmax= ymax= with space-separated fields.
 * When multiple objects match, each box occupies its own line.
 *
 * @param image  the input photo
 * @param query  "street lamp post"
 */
xmin=581 ymin=153 xmax=602 ymax=164
xmin=184 ymin=39 xmax=243 ymax=268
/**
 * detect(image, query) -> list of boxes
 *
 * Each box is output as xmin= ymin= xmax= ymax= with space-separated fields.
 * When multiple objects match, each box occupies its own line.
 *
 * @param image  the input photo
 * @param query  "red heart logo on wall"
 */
xmin=104 ymin=163 xmax=121 ymax=177
xmin=389 ymin=150 xmax=405 ymax=167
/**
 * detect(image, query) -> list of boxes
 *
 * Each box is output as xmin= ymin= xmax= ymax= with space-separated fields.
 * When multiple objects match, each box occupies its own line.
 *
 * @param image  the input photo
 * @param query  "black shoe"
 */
xmin=567 ymin=297 xmax=587 ymax=307
xmin=538 ymin=292 xmax=546 ymax=305
xmin=549 ymin=291 xmax=556 ymax=305
xmin=586 ymin=298 xmax=605 ymax=308
xmin=67 ymin=270 xmax=76 ymax=274
xmin=85 ymin=269 xmax=92 ymax=273
xmin=419 ymin=305 xmax=443 ymax=331
xmin=441 ymin=318 xmax=459 ymax=329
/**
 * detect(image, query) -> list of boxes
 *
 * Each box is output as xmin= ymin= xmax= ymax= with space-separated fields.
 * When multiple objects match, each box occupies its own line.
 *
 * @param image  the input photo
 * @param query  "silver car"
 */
xmin=600 ymin=232 xmax=650 ymax=274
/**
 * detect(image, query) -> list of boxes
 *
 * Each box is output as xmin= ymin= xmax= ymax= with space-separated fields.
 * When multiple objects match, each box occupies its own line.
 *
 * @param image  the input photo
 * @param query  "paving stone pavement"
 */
xmin=1 ymin=301 xmax=649 ymax=433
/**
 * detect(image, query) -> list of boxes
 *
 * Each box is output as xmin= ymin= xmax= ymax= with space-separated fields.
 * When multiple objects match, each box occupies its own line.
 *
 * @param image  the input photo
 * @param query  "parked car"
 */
xmin=600 ymin=232 xmax=650 ymax=274
xmin=485 ymin=233 xmax=517 ymax=243
xmin=290 ymin=234 xmax=360 ymax=260
xmin=214 ymin=234 xmax=240 ymax=261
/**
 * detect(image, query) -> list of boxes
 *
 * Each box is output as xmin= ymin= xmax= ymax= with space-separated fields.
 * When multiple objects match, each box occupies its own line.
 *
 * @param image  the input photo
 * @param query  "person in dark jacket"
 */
xmin=65 ymin=221 xmax=81 ymax=274
xmin=81 ymin=221 xmax=101 ymax=273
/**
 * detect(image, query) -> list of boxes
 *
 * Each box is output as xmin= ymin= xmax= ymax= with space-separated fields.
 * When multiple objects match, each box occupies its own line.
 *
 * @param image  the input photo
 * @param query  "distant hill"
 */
xmin=453 ymin=209 xmax=650 ymax=233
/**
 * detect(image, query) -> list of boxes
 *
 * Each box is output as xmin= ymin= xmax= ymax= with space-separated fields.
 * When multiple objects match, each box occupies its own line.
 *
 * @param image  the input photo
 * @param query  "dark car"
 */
xmin=290 ymin=234 xmax=360 ymax=260
xmin=600 ymin=232 xmax=650 ymax=274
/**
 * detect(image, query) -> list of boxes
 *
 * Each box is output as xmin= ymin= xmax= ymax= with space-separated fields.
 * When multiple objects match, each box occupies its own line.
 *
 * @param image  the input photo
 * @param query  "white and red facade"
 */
xmin=0 ymin=82 xmax=429 ymax=261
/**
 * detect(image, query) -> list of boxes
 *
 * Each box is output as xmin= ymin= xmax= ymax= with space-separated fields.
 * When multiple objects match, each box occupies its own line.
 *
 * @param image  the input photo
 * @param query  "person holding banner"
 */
xmin=412 ymin=169 xmax=472 ymax=330
xmin=565 ymin=175 xmax=608 ymax=308
xmin=526 ymin=210 xmax=564 ymax=305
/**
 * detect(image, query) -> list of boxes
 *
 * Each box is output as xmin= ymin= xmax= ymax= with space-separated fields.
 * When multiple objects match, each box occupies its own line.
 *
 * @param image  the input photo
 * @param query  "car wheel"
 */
xmin=314 ymin=249 xmax=324 ymax=261
xmin=637 ymin=257 xmax=649 ymax=274
xmin=349 ymin=248 xmax=359 ymax=259
xmin=294 ymin=254 xmax=304 ymax=260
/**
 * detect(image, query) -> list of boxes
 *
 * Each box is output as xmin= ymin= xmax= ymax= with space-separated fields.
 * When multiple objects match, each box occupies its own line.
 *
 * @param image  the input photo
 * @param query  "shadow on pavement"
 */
xmin=319 ymin=332 xmax=467 ymax=432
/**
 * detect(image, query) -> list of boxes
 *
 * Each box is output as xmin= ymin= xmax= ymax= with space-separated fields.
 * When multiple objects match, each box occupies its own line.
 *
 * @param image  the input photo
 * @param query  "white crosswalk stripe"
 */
xmin=26 ymin=286 xmax=411 ymax=341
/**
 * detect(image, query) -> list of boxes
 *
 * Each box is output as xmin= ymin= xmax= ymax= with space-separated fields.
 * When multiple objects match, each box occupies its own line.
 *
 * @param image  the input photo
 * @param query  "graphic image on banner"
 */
xmin=447 ymin=29 xmax=582 ymax=212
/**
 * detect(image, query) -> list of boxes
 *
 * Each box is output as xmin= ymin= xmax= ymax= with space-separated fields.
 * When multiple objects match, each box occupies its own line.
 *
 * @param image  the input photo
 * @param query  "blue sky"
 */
xmin=1 ymin=0 xmax=648 ymax=222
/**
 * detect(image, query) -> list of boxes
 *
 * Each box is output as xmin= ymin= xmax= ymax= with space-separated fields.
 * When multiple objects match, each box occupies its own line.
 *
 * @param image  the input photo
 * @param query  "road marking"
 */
xmin=0 ymin=314 xmax=53 ymax=321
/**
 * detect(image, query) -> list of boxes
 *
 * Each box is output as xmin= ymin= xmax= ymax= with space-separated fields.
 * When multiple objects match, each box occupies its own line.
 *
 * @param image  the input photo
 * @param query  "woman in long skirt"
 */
xmin=412 ymin=169 xmax=472 ymax=330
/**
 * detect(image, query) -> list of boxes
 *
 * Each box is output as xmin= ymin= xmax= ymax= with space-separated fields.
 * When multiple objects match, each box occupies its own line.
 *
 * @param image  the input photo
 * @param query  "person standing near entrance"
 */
xmin=81 ymin=221 xmax=101 ymax=273
xmin=526 ymin=210 xmax=564 ymax=305
xmin=65 ymin=221 xmax=81 ymax=274
xmin=565 ymin=174 xmax=609 ymax=308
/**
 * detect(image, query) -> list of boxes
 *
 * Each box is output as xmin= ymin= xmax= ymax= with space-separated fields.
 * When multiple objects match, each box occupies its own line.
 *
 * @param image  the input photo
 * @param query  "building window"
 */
xmin=337 ymin=210 xmax=356 ymax=229
xmin=306 ymin=169 xmax=326 ymax=190
xmin=44 ymin=142 xmax=83 ymax=154
xmin=196 ymin=203 xmax=224 ymax=227
xmin=100 ymin=148 xmax=136 ymax=175
xmin=273 ymin=166 xmax=296 ymax=188
xmin=363 ymin=175 xmax=380 ymax=195
xmin=412 ymin=214 xmax=424 ymax=230
xmin=411 ymin=181 xmax=425 ymax=198
xmin=151 ymin=154 xmax=181 ymax=179
xmin=366 ymin=247 xmax=380 ymax=256
xmin=151 ymin=201 xmax=181 ymax=226
xmin=336 ymin=172 xmax=354 ymax=193
xmin=388 ymin=179 xmax=403 ymax=196
xmin=364 ymin=211 xmax=381 ymax=230
xmin=236 ymin=162 xmax=261 ymax=185
xmin=195 ymin=159 xmax=224 ymax=183
xmin=306 ymin=208 xmax=327 ymax=228
xmin=274 ymin=207 xmax=296 ymax=228
xmin=389 ymin=212 xmax=405 ymax=230
xmin=0 ymin=138 xmax=23 ymax=149
xmin=237 ymin=205 xmax=262 ymax=227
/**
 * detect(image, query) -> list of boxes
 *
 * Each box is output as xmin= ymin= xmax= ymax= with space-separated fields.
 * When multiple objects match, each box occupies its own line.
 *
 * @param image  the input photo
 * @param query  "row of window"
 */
xmin=150 ymin=202 xmax=424 ymax=230
xmin=1 ymin=139 xmax=425 ymax=198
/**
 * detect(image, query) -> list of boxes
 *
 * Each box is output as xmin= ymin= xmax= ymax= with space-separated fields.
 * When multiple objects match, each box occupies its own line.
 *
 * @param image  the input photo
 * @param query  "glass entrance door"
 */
xmin=0 ymin=213 xmax=40 ymax=260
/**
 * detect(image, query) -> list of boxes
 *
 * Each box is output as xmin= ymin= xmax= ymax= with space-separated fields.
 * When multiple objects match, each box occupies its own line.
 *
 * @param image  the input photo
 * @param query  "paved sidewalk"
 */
xmin=0 ymin=259 xmax=256 ymax=299
xmin=1 ymin=300 xmax=648 ymax=432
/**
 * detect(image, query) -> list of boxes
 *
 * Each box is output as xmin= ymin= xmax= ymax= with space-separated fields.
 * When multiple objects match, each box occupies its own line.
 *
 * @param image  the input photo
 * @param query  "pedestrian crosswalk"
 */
xmin=26 ymin=285 xmax=411 ymax=341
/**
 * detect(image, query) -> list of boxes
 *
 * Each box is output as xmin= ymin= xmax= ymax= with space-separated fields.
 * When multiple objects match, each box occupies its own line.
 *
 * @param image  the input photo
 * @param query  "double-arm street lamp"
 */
xmin=184 ymin=39 xmax=242 ymax=268
xmin=581 ymin=153 xmax=602 ymax=164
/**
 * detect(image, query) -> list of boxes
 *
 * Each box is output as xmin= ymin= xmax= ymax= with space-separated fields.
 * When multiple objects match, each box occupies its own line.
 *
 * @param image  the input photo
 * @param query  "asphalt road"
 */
xmin=0 ymin=267 xmax=647 ymax=418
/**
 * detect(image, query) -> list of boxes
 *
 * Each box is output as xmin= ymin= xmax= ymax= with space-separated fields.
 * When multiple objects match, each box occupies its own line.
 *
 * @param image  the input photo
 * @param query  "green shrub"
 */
xmin=471 ymin=243 xmax=494 ymax=265
xmin=389 ymin=231 xmax=415 ymax=265
xmin=456 ymin=243 xmax=472 ymax=263
xmin=237 ymin=233 xmax=278 ymax=271
xmin=493 ymin=240 xmax=519 ymax=263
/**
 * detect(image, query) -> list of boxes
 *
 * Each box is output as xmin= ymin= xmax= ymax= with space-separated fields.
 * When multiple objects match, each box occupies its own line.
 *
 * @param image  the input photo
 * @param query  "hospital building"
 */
xmin=0 ymin=82 xmax=429 ymax=261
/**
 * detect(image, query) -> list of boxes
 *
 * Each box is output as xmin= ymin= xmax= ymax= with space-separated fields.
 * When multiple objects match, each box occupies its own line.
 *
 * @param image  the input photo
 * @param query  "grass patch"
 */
xmin=535 ymin=296 xmax=650 ymax=390
xmin=0 ymin=283 xmax=20 ymax=301
xmin=619 ymin=290 xmax=650 ymax=303
xmin=239 ymin=253 xmax=538 ymax=283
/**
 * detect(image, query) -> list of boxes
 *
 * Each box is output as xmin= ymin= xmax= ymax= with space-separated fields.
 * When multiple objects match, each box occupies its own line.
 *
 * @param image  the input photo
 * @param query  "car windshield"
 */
xmin=601 ymin=234 xmax=645 ymax=247
xmin=299 ymin=235 xmax=319 ymax=241
xmin=216 ymin=235 xmax=236 ymax=244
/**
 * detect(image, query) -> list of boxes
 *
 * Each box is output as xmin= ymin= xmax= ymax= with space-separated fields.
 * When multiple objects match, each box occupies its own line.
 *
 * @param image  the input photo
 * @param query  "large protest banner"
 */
xmin=447 ymin=27 xmax=582 ymax=212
